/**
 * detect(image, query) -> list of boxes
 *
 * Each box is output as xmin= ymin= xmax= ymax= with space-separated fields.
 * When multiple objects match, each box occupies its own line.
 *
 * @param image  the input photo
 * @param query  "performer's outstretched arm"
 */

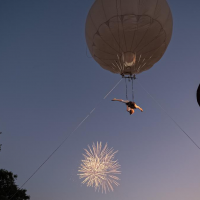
xmin=135 ymin=104 xmax=143 ymax=112
xmin=112 ymin=98 xmax=129 ymax=103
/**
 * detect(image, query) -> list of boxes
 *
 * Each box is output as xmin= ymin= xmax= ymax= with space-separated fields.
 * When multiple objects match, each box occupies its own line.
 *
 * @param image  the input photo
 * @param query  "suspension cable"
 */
xmin=125 ymin=78 xmax=128 ymax=100
xmin=137 ymin=80 xmax=200 ymax=150
xmin=132 ymin=78 xmax=134 ymax=101
xmin=8 ymin=78 xmax=123 ymax=200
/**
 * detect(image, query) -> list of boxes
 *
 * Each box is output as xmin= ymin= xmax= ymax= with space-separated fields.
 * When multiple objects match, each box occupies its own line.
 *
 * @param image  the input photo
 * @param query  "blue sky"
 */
xmin=0 ymin=0 xmax=200 ymax=200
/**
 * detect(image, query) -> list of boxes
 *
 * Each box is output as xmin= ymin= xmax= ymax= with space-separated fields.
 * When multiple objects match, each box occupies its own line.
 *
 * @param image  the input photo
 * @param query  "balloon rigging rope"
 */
xmin=125 ymin=78 xmax=128 ymax=100
xmin=137 ymin=80 xmax=200 ymax=150
xmin=132 ymin=78 xmax=134 ymax=101
xmin=86 ymin=47 xmax=92 ymax=58
xmin=8 ymin=78 xmax=123 ymax=200
xmin=124 ymin=78 xmax=134 ymax=101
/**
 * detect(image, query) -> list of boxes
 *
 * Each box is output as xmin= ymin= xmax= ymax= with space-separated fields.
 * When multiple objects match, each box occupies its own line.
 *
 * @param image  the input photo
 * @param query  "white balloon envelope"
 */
xmin=85 ymin=0 xmax=173 ymax=76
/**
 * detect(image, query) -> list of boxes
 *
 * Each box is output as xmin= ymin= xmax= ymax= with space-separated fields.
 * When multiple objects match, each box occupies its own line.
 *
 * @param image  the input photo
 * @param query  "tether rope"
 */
xmin=8 ymin=78 xmax=123 ymax=200
xmin=137 ymin=80 xmax=200 ymax=150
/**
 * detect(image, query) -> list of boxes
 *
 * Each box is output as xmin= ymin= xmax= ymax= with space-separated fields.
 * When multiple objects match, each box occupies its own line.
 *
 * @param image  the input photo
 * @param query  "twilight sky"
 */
xmin=0 ymin=0 xmax=200 ymax=200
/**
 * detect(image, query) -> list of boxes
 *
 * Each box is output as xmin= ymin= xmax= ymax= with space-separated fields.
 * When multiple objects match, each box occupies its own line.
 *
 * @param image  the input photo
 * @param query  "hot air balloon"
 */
xmin=85 ymin=0 xmax=173 ymax=77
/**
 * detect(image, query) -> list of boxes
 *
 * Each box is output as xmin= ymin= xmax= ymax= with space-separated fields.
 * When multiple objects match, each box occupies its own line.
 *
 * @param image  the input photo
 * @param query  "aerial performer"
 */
xmin=85 ymin=0 xmax=173 ymax=112
xmin=112 ymin=98 xmax=143 ymax=115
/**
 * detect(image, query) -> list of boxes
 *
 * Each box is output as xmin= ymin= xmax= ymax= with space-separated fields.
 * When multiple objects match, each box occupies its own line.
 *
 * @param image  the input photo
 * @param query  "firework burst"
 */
xmin=78 ymin=142 xmax=121 ymax=193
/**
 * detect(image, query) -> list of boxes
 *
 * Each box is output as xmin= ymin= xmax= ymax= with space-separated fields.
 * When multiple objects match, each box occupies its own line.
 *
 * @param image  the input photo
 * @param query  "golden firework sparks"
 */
xmin=78 ymin=142 xmax=121 ymax=193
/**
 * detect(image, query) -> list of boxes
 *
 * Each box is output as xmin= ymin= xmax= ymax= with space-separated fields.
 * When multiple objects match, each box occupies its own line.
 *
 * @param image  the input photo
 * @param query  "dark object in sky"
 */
xmin=197 ymin=84 xmax=200 ymax=106
xmin=85 ymin=0 xmax=173 ymax=76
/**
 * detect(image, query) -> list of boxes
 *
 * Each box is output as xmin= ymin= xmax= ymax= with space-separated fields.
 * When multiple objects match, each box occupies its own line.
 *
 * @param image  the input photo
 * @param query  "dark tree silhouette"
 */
xmin=0 ymin=169 xmax=30 ymax=200
xmin=0 ymin=133 xmax=30 ymax=200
